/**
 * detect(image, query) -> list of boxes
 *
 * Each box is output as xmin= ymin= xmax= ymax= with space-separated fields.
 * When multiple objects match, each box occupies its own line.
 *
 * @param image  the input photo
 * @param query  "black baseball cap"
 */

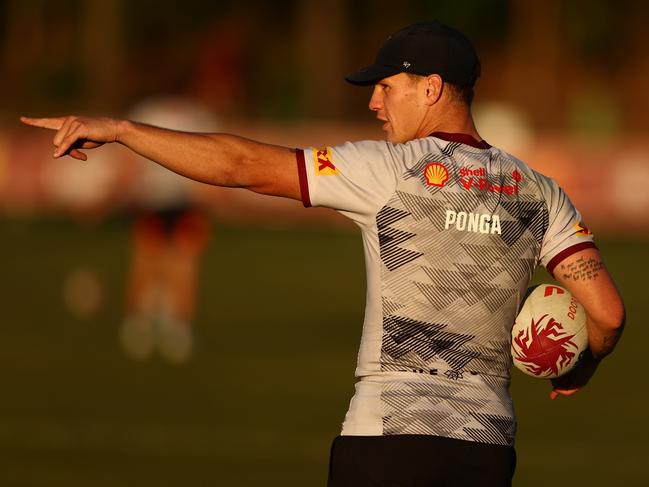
xmin=345 ymin=21 xmax=481 ymax=87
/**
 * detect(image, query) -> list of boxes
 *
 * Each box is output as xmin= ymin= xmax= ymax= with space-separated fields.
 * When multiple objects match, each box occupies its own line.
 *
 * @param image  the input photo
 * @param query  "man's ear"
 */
xmin=424 ymin=74 xmax=443 ymax=105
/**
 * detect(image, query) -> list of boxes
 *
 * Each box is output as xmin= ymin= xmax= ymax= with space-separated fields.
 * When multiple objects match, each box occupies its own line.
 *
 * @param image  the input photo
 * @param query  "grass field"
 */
xmin=1 ymin=217 xmax=647 ymax=486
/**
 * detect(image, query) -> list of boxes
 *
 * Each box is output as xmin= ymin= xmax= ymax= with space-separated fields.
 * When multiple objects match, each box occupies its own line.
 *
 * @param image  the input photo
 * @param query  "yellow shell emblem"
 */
xmin=425 ymin=162 xmax=449 ymax=187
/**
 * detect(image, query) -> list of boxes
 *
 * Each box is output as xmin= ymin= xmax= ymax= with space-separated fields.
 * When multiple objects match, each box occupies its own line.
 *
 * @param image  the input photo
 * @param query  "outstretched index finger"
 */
xmin=20 ymin=116 xmax=66 ymax=130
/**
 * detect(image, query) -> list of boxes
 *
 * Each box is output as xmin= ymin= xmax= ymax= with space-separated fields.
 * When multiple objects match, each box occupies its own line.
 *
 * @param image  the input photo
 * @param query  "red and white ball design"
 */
xmin=511 ymin=284 xmax=588 ymax=379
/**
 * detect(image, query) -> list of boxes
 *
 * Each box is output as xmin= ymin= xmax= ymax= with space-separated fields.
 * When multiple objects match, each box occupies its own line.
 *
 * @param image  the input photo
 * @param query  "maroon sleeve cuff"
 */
xmin=546 ymin=242 xmax=598 ymax=276
xmin=295 ymin=149 xmax=311 ymax=208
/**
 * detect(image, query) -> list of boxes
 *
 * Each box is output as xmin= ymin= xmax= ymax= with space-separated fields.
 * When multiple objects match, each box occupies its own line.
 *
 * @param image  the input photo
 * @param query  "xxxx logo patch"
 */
xmin=574 ymin=221 xmax=593 ymax=237
xmin=313 ymin=147 xmax=338 ymax=176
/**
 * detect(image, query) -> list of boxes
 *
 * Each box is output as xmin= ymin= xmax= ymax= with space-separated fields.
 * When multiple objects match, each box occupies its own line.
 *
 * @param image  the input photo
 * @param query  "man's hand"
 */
xmin=21 ymin=115 xmax=301 ymax=200
xmin=20 ymin=116 xmax=121 ymax=161
xmin=549 ymin=349 xmax=600 ymax=400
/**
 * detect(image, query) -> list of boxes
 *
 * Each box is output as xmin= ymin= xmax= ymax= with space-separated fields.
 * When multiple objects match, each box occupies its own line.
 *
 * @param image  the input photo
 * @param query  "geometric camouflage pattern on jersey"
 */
xmin=377 ymin=142 xmax=549 ymax=445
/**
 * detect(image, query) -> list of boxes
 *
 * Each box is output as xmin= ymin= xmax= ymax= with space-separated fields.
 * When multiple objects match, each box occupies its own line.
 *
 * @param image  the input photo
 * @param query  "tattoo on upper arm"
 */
xmin=559 ymin=256 xmax=605 ymax=282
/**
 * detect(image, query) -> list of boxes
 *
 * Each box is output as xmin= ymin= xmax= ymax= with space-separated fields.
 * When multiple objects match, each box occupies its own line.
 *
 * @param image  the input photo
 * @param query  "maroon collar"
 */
xmin=429 ymin=131 xmax=491 ymax=150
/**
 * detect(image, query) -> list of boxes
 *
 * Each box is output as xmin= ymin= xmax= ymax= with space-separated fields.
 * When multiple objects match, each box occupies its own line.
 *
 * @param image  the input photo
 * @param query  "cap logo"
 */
xmin=402 ymin=61 xmax=411 ymax=69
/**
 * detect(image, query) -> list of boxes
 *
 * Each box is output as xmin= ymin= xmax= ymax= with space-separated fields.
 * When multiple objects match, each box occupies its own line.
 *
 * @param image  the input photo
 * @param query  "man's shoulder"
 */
xmin=331 ymin=138 xmax=445 ymax=167
xmin=489 ymin=145 xmax=548 ymax=182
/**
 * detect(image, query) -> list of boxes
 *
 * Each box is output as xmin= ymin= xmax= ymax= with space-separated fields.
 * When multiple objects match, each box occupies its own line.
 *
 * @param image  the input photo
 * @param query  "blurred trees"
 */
xmin=1 ymin=0 xmax=647 ymax=132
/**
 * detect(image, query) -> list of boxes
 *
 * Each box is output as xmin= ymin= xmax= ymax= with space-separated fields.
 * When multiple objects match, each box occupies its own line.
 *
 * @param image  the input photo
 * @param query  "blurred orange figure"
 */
xmin=119 ymin=97 xmax=219 ymax=363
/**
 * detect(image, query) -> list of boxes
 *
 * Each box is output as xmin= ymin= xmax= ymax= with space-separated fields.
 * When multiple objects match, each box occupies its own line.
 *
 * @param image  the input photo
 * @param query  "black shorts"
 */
xmin=327 ymin=435 xmax=516 ymax=487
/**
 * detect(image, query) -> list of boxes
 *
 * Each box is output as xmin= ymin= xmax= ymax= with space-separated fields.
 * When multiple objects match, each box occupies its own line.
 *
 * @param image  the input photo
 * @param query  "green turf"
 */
xmin=0 ymin=217 xmax=646 ymax=486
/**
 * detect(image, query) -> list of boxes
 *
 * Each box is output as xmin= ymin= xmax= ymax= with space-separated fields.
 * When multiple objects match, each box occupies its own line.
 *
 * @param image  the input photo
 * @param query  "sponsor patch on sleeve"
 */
xmin=312 ymin=147 xmax=338 ymax=176
xmin=574 ymin=221 xmax=593 ymax=237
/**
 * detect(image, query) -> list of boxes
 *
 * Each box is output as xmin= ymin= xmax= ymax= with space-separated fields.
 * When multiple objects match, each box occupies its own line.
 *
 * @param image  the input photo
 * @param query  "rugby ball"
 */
xmin=511 ymin=284 xmax=588 ymax=379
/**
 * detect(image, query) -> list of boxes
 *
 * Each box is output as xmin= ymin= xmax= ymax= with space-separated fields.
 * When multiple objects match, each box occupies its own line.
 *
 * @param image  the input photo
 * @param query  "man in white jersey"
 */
xmin=22 ymin=20 xmax=625 ymax=487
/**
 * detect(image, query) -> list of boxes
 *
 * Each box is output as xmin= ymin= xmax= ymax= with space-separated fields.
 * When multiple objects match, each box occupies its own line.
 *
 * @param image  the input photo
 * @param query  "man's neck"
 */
xmin=417 ymin=106 xmax=481 ymax=141
xmin=428 ymin=131 xmax=491 ymax=149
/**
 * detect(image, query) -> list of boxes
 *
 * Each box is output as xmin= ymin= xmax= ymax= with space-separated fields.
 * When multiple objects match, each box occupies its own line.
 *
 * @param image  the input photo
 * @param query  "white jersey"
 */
xmin=297 ymin=132 xmax=595 ymax=446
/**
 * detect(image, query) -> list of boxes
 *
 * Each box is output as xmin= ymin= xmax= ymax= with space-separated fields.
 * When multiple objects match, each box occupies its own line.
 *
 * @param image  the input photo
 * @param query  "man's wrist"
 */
xmin=114 ymin=119 xmax=131 ymax=144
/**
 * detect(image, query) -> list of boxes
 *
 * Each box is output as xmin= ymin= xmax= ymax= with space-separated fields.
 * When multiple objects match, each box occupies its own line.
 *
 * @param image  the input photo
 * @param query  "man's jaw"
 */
xmin=377 ymin=116 xmax=391 ymax=136
xmin=383 ymin=126 xmax=399 ymax=143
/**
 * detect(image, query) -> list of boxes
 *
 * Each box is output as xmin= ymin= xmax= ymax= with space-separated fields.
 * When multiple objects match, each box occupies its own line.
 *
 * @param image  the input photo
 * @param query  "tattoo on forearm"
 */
xmin=560 ymin=257 xmax=604 ymax=282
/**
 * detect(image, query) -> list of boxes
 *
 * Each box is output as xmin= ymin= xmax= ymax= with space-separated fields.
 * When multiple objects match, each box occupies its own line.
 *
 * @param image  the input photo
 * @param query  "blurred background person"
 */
xmin=120 ymin=96 xmax=219 ymax=364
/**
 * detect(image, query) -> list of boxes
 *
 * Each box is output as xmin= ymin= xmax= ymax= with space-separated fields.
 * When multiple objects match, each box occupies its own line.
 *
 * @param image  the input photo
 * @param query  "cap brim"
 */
xmin=344 ymin=64 xmax=402 ymax=86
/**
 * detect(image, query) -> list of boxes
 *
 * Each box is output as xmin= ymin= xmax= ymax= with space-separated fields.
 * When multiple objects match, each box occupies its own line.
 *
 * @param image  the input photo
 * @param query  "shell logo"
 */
xmin=424 ymin=162 xmax=449 ymax=187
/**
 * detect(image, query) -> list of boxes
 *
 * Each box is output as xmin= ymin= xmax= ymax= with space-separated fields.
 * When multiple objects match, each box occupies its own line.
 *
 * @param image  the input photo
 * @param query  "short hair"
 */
xmin=445 ymin=83 xmax=475 ymax=107
xmin=406 ymin=74 xmax=475 ymax=107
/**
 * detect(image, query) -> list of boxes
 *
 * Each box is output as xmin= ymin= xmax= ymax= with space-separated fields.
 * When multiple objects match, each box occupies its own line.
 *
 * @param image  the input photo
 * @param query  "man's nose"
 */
xmin=368 ymin=86 xmax=382 ymax=111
